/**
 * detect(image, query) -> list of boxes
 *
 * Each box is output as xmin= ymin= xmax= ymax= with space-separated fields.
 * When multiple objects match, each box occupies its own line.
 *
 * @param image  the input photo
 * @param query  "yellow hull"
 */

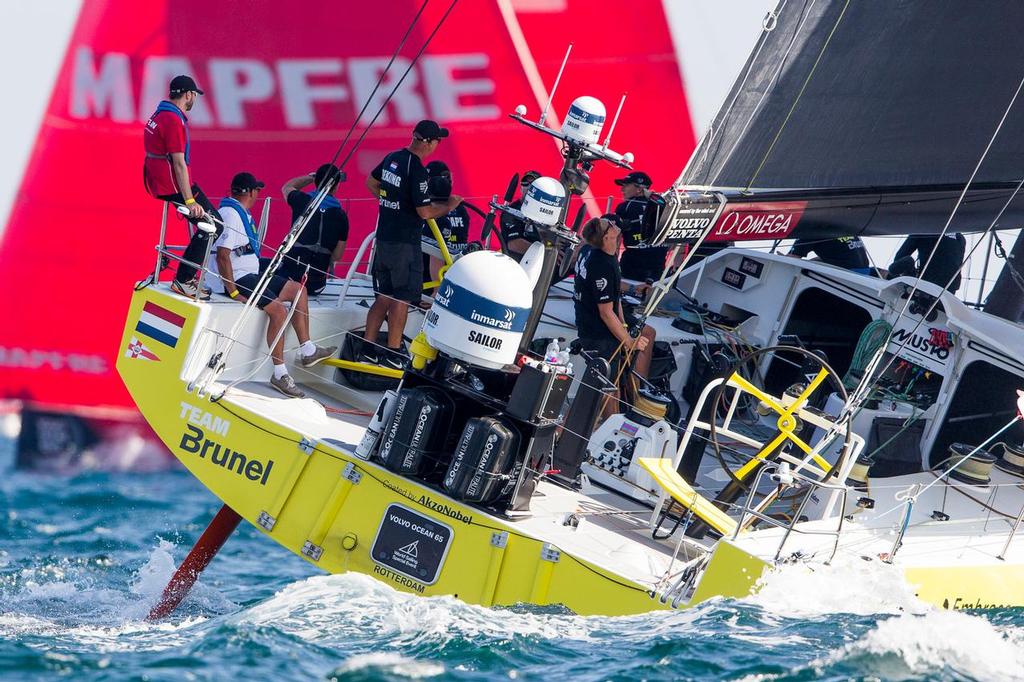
xmin=117 ymin=286 xmax=769 ymax=615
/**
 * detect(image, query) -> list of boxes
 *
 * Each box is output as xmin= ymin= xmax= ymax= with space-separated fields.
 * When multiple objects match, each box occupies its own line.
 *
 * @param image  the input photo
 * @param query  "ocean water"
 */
xmin=3 ymin=451 xmax=1024 ymax=681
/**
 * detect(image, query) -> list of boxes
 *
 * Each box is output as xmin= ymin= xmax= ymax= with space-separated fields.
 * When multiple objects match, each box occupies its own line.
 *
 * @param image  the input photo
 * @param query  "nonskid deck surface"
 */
xmin=217 ymin=380 xmax=689 ymax=587
xmin=216 ymin=380 xmax=372 ymax=453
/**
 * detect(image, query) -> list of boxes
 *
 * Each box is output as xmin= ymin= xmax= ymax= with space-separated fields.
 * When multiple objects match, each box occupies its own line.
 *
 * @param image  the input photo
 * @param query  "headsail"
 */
xmin=674 ymin=0 xmax=1024 ymax=242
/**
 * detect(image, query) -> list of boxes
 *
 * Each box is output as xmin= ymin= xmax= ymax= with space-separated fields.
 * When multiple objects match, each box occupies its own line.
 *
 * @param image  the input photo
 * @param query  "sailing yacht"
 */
xmin=121 ymin=0 xmax=1024 ymax=617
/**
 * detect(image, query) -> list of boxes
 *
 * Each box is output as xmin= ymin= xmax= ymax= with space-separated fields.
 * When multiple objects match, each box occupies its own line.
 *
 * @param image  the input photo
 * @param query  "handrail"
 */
xmin=337 ymin=230 xmax=378 ymax=307
xmin=733 ymin=464 xmax=849 ymax=565
xmin=998 ymin=499 xmax=1024 ymax=560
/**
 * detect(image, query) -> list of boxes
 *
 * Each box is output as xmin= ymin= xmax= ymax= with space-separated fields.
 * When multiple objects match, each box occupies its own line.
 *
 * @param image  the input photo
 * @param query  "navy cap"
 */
xmin=230 ymin=172 xmax=265 ymax=192
xmin=314 ymin=163 xmax=343 ymax=189
xmin=614 ymin=171 xmax=652 ymax=188
xmin=520 ymin=169 xmax=542 ymax=185
xmin=413 ymin=119 xmax=449 ymax=140
xmin=169 ymin=75 xmax=204 ymax=97
xmin=425 ymin=160 xmax=451 ymax=177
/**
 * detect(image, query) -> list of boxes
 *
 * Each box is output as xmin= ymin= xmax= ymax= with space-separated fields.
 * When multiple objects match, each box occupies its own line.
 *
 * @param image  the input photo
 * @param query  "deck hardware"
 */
xmin=257 ymin=511 xmax=276 ymax=531
xmin=298 ymin=438 xmax=316 ymax=455
xmin=342 ymin=462 xmax=362 ymax=484
xmin=856 ymin=496 xmax=875 ymax=509
xmin=540 ymin=543 xmax=561 ymax=562
xmin=931 ymin=510 xmax=950 ymax=522
xmin=490 ymin=531 xmax=509 ymax=549
xmin=301 ymin=540 xmax=324 ymax=561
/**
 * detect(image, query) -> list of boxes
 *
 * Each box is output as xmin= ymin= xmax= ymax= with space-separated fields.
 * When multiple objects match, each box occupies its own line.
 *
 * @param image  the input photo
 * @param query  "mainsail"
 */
xmin=675 ymin=0 xmax=1024 ymax=242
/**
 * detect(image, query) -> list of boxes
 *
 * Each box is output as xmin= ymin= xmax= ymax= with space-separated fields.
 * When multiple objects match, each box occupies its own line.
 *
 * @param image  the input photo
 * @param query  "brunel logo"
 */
xmin=178 ymin=425 xmax=274 ymax=485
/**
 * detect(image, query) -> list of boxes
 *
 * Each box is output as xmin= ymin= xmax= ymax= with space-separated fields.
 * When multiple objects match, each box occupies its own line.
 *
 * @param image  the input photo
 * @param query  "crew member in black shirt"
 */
xmin=500 ymin=169 xmax=542 ymax=260
xmin=614 ymin=171 xmax=668 ymax=281
xmin=280 ymin=163 xmax=349 ymax=295
xmin=421 ymin=160 xmax=470 ymax=287
xmin=364 ymin=120 xmax=462 ymax=367
xmin=789 ymin=236 xmax=872 ymax=274
xmin=574 ymin=217 xmax=656 ymax=415
xmin=888 ymin=233 xmax=966 ymax=292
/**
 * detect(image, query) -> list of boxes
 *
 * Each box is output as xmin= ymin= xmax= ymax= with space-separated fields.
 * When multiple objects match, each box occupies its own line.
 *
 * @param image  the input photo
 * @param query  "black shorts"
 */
xmin=373 ymin=241 xmax=422 ymax=303
xmin=235 ymin=273 xmax=288 ymax=309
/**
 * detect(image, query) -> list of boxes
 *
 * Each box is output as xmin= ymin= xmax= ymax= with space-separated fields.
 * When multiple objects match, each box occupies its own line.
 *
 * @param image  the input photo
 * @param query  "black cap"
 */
xmin=601 ymin=212 xmax=624 ymax=228
xmin=425 ymin=160 xmax=450 ymax=177
xmin=413 ymin=119 xmax=449 ymax=141
xmin=169 ymin=75 xmax=204 ymax=97
xmin=314 ymin=163 xmax=343 ymax=190
xmin=614 ymin=171 xmax=652 ymax=188
xmin=230 ymin=172 xmax=265 ymax=193
xmin=520 ymin=170 xmax=542 ymax=185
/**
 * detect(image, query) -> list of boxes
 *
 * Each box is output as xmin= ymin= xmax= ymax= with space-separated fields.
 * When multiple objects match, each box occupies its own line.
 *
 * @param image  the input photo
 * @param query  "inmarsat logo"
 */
xmin=470 ymin=308 xmax=514 ymax=331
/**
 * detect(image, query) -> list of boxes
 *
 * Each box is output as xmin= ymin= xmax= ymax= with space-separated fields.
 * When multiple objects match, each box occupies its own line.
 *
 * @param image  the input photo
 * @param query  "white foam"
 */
xmin=331 ymin=652 xmax=445 ymax=678
xmin=746 ymin=555 xmax=927 ymax=617
xmin=819 ymin=609 xmax=1024 ymax=681
xmin=236 ymin=573 xmax=597 ymax=645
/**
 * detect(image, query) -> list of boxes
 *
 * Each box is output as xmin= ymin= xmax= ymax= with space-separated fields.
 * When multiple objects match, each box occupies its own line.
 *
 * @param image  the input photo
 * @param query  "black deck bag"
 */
xmin=335 ymin=332 xmax=402 ymax=392
xmin=443 ymin=416 xmax=520 ymax=504
xmin=377 ymin=387 xmax=451 ymax=477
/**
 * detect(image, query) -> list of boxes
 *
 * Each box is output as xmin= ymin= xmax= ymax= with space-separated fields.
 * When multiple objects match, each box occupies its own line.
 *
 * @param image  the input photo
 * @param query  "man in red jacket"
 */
xmin=143 ymin=75 xmax=222 ymax=299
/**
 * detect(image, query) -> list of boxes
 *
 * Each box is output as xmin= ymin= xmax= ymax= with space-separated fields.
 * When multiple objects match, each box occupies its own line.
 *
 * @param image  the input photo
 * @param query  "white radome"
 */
xmin=424 ymin=251 xmax=533 ymax=370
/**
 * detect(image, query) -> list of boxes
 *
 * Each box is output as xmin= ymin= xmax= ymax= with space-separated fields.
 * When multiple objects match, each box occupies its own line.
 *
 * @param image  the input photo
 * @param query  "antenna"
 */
xmin=539 ymin=43 xmax=573 ymax=127
xmin=601 ymin=92 xmax=627 ymax=152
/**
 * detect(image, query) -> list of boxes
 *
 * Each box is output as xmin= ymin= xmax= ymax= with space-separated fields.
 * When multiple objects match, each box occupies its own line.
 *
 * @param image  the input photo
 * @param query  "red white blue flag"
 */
xmin=135 ymin=302 xmax=185 ymax=349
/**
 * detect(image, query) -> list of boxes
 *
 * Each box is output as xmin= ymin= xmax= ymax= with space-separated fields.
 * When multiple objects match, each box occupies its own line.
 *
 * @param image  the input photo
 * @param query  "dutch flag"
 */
xmin=135 ymin=301 xmax=185 ymax=348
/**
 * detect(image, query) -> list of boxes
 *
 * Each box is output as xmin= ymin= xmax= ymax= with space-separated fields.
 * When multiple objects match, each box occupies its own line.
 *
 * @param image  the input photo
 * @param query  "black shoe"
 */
xmin=361 ymin=346 xmax=380 ymax=365
xmin=382 ymin=349 xmax=408 ymax=371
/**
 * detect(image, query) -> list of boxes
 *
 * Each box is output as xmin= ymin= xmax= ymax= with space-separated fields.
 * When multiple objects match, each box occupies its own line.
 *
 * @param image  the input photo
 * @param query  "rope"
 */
xmin=842 ymin=319 xmax=891 ymax=389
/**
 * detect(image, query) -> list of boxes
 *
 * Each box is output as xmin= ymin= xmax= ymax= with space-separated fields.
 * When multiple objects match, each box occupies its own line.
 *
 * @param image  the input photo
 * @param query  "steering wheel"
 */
xmin=708 ymin=345 xmax=851 ymax=492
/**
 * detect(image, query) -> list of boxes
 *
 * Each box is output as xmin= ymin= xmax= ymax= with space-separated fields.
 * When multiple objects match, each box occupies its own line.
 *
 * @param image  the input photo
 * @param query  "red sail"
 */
xmin=0 ymin=0 xmax=698 ymax=412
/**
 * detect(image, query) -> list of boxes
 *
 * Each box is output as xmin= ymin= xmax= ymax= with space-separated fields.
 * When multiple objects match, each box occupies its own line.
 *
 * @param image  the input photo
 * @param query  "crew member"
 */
xmin=614 ymin=171 xmax=668 ymax=281
xmin=143 ymin=75 xmax=222 ymax=299
xmin=574 ymin=217 xmax=656 ymax=416
xmin=421 ymin=160 xmax=471 ymax=287
xmin=888 ymin=233 xmax=966 ymax=292
xmin=211 ymin=172 xmax=337 ymax=398
xmin=788 ymin=236 xmax=872 ymax=274
xmin=364 ymin=120 xmax=463 ymax=368
xmin=280 ymin=164 xmax=349 ymax=295
xmin=500 ymin=170 xmax=542 ymax=260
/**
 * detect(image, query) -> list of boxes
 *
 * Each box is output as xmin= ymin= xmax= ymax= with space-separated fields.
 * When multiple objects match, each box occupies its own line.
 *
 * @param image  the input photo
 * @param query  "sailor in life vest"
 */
xmin=421 ymin=160 xmax=472 ymax=291
xmin=209 ymin=172 xmax=337 ymax=398
xmin=280 ymin=164 xmax=350 ymax=296
xmin=142 ymin=75 xmax=222 ymax=300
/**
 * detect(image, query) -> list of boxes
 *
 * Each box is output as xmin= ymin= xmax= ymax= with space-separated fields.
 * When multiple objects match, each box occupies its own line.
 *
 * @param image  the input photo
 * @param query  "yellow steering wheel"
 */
xmin=709 ymin=345 xmax=851 ymax=491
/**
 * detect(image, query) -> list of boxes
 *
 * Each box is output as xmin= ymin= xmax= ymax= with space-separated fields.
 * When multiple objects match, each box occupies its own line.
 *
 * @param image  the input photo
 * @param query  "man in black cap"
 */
xmin=143 ymin=75 xmax=223 ymax=299
xmin=363 ymin=120 xmax=463 ymax=367
xmin=500 ymin=169 xmax=542 ymax=261
xmin=208 ymin=171 xmax=336 ymax=398
xmin=613 ymin=171 xmax=668 ymax=282
xmin=421 ymin=160 xmax=471 ymax=288
xmin=280 ymin=164 xmax=350 ymax=295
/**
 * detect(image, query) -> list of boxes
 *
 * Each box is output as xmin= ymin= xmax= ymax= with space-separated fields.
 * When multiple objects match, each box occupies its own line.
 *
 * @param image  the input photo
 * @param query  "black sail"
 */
xmin=678 ymin=0 xmax=1024 ymax=239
